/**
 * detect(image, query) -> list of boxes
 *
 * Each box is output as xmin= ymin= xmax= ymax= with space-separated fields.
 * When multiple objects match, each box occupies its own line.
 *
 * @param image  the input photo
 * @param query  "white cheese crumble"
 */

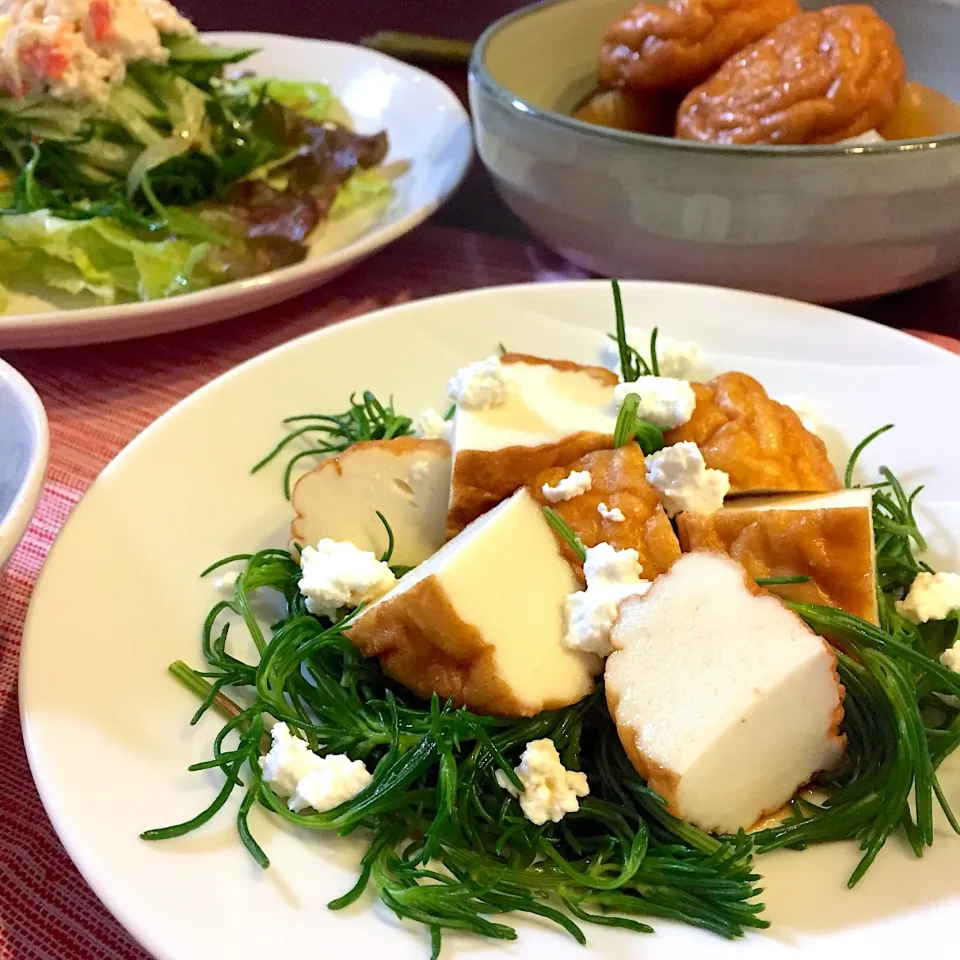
xmin=260 ymin=722 xmax=314 ymax=797
xmin=597 ymin=502 xmax=625 ymax=523
xmin=260 ymin=722 xmax=372 ymax=813
xmin=613 ymin=376 xmax=696 ymax=430
xmin=896 ymin=572 xmax=960 ymax=624
xmin=657 ymin=338 xmax=701 ymax=380
xmin=494 ymin=738 xmax=589 ymax=825
xmin=937 ymin=639 xmax=960 ymax=709
xmin=604 ymin=333 xmax=701 ymax=380
xmin=290 ymin=754 xmax=373 ymax=814
xmin=446 ymin=356 xmax=511 ymax=410
xmin=645 ymin=442 xmax=730 ymax=517
xmin=941 ymin=641 xmax=960 ymax=674
xmin=413 ymin=407 xmax=452 ymax=441
xmin=214 ymin=570 xmax=239 ymax=593
xmin=563 ymin=542 xmax=650 ymax=657
xmin=542 ymin=469 xmax=592 ymax=503
xmin=298 ymin=539 xmax=397 ymax=618
xmin=778 ymin=394 xmax=820 ymax=435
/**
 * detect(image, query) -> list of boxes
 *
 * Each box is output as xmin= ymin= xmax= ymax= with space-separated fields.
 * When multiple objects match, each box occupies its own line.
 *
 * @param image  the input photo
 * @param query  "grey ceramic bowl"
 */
xmin=0 ymin=359 xmax=48 ymax=571
xmin=469 ymin=0 xmax=960 ymax=303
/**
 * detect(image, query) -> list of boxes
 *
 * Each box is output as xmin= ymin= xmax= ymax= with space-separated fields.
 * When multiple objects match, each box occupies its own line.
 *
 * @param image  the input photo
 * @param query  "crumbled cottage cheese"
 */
xmin=937 ymin=638 xmax=960 ymax=709
xmin=291 ymin=754 xmax=373 ymax=814
xmin=214 ymin=569 xmax=239 ymax=593
xmin=656 ymin=338 xmax=700 ymax=380
xmin=896 ymin=572 xmax=960 ymax=624
xmin=446 ymin=356 xmax=511 ymax=409
xmin=941 ymin=641 xmax=960 ymax=674
xmin=604 ymin=333 xmax=700 ymax=380
xmin=614 ymin=376 xmax=696 ymax=430
xmin=894 ymin=572 xmax=960 ymax=708
xmin=542 ymin=469 xmax=592 ymax=503
xmin=563 ymin=542 xmax=650 ymax=657
xmin=645 ymin=442 xmax=730 ymax=517
xmin=779 ymin=394 xmax=820 ymax=435
xmin=413 ymin=407 xmax=452 ymax=441
xmin=597 ymin=502 xmax=625 ymax=523
xmin=260 ymin=722 xmax=372 ymax=813
xmin=495 ymin=738 xmax=589 ymax=825
xmin=0 ymin=0 xmax=195 ymax=102
xmin=298 ymin=539 xmax=397 ymax=617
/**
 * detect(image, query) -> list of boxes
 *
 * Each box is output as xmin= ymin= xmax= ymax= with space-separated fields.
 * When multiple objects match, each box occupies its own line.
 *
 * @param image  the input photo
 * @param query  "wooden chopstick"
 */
xmin=360 ymin=31 xmax=473 ymax=67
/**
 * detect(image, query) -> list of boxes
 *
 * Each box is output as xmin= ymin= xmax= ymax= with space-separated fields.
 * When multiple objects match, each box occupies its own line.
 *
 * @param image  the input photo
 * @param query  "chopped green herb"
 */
xmin=634 ymin=420 xmax=665 ymax=456
xmin=252 ymin=391 xmax=413 ymax=498
xmin=648 ymin=327 xmax=660 ymax=378
xmin=613 ymin=393 xmax=665 ymax=455
xmin=614 ymin=393 xmax=641 ymax=448
xmin=542 ymin=507 xmax=587 ymax=562
xmin=609 ymin=280 xmax=661 ymax=381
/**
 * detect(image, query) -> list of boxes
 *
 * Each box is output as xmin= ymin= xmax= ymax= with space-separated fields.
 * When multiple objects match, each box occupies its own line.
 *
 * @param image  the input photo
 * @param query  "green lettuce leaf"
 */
xmin=242 ymin=78 xmax=337 ymax=121
xmin=330 ymin=169 xmax=394 ymax=219
xmin=0 ymin=211 xmax=212 ymax=304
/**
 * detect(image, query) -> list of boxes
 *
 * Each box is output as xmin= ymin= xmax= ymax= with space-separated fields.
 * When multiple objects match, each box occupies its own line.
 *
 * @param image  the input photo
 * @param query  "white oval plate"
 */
xmin=20 ymin=282 xmax=960 ymax=960
xmin=0 ymin=356 xmax=48 ymax=569
xmin=0 ymin=33 xmax=472 ymax=349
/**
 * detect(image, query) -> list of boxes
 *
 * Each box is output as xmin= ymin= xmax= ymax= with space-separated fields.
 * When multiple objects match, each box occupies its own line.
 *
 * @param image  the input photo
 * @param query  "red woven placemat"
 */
xmin=0 ymin=223 xmax=956 ymax=959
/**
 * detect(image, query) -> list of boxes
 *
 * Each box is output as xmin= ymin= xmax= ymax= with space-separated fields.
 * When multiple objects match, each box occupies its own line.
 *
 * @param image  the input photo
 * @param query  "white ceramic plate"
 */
xmin=0 ymin=33 xmax=472 ymax=349
xmin=20 ymin=282 xmax=960 ymax=960
xmin=0 ymin=357 xmax=48 ymax=570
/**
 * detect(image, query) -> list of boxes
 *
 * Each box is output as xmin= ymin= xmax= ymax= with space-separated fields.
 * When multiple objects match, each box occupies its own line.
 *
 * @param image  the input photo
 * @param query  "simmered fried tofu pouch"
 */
xmin=665 ymin=372 xmax=840 ymax=495
xmin=528 ymin=444 xmax=681 ymax=579
xmin=447 ymin=354 xmax=618 ymax=537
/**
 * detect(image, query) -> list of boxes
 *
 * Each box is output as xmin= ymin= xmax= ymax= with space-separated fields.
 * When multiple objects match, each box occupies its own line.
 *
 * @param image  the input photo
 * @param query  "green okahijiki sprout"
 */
xmin=144 ymin=549 xmax=769 ymax=955
xmin=542 ymin=507 xmax=587 ymax=563
xmin=252 ymin=391 xmax=414 ymax=498
xmin=146 ymin=323 xmax=960 ymax=955
xmin=609 ymin=279 xmax=661 ymax=382
xmin=613 ymin=393 xmax=665 ymax=455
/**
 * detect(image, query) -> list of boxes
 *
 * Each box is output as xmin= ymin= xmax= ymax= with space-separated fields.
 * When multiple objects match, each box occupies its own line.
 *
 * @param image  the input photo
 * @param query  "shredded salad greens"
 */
xmin=143 ymin=291 xmax=960 ymax=957
xmin=0 ymin=34 xmax=393 ymax=307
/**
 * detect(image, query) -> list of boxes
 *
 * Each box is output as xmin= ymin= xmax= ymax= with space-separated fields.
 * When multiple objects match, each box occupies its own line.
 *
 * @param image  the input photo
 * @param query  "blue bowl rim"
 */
xmin=469 ymin=0 xmax=960 ymax=157
xmin=0 ymin=357 xmax=49 ymax=565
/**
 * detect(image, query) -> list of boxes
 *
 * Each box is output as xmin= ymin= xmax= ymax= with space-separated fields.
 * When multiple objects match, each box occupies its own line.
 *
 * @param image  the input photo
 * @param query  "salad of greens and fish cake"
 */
xmin=145 ymin=284 xmax=960 ymax=958
xmin=0 ymin=0 xmax=394 ymax=308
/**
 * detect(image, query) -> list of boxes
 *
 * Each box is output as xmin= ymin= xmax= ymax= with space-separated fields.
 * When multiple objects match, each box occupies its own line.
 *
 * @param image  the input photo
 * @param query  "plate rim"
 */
xmin=19 ymin=277 xmax=960 ymax=578
xmin=0 ymin=33 xmax=472 ymax=344
xmin=18 ymin=279 xmax=960 ymax=959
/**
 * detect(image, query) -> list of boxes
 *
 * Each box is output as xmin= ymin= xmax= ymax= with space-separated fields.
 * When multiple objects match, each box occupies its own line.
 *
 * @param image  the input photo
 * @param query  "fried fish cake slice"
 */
xmin=677 ymin=488 xmax=878 ymax=622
